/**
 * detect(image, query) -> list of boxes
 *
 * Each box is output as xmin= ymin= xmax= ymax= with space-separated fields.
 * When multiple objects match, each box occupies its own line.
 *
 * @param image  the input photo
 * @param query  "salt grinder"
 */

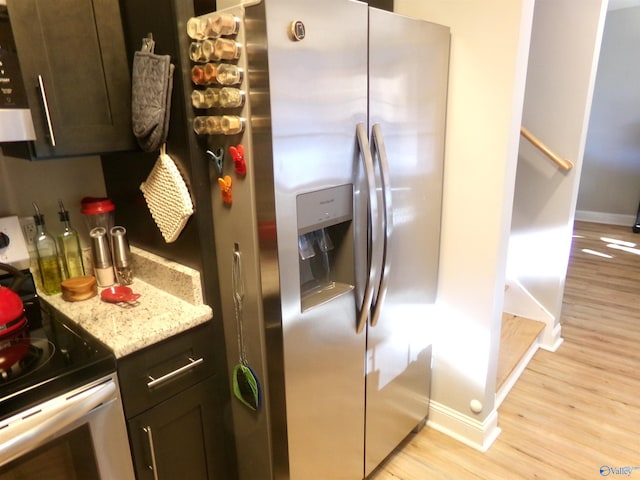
xmin=110 ymin=226 xmax=133 ymax=285
xmin=89 ymin=227 xmax=115 ymax=287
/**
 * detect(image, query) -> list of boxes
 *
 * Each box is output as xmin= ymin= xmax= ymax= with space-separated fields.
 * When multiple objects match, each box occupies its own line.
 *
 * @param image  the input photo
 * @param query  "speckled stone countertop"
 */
xmin=38 ymin=246 xmax=213 ymax=358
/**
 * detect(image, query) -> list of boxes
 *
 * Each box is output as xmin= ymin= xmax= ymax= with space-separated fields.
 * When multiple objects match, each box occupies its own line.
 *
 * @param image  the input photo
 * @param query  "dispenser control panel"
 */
xmin=296 ymin=184 xmax=353 ymax=235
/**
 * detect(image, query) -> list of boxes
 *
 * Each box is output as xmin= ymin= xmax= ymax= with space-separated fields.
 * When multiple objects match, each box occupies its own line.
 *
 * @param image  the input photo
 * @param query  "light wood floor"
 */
xmin=371 ymin=221 xmax=640 ymax=479
xmin=496 ymin=313 xmax=545 ymax=390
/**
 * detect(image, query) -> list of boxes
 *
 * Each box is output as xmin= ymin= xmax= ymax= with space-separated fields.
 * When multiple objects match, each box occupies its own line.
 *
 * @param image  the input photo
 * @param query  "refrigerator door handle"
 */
xmin=355 ymin=122 xmax=381 ymax=334
xmin=370 ymin=124 xmax=393 ymax=328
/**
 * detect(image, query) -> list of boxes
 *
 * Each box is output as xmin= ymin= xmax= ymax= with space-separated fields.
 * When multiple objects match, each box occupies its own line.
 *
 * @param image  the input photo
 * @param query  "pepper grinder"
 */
xmin=90 ymin=227 xmax=115 ymax=287
xmin=110 ymin=226 xmax=133 ymax=285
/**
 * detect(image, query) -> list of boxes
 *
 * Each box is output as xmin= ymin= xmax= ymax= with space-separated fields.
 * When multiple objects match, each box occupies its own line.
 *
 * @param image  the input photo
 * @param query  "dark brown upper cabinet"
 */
xmin=4 ymin=0 xmax=135 ymax=159
xmin=359 ymin=0 xmax=393 ymax=11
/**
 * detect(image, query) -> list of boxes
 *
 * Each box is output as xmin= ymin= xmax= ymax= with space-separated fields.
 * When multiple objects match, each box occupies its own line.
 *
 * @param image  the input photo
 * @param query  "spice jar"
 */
xmin=213 ymin=38 xmax=241 ymax=61
xmin=193 ymin=116 xmax=224 ymax=135
xmin=219 ymin=87 xmax=245 ymax=108
xmin=220 ymin=115 xmax=245 ymax=135
xmin=191 ymin=88 xmax=220 ymax=109
xmin=216 ymin=63 xmax=243 ymax=85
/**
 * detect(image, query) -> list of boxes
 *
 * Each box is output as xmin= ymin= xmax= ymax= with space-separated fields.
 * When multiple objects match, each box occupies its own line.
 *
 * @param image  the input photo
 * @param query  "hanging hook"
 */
xmin=141 ymin=33 xmax=155 ymax=53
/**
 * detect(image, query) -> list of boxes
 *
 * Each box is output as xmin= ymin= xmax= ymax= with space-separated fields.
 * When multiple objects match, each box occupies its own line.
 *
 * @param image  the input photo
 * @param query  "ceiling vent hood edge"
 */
xmin=0 ymin=109 xmax=36 ymax=143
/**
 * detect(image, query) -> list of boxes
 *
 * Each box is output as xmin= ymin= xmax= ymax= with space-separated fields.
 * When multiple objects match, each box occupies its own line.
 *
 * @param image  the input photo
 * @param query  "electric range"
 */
xmin=0 ymin=215 xmax=115 ymax=420
xmin=0 ymin=270 xmax=116 ymax=421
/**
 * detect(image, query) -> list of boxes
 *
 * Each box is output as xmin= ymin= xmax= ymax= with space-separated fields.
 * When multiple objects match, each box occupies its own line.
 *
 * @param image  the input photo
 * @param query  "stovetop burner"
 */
xmin=0 ymin=270 xmax=115 ymax=420
xmin=0 ymin=325 xmax=55 ymax=384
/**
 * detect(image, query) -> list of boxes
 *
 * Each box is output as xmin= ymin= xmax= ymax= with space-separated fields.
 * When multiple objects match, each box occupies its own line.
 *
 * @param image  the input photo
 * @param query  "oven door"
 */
xmin=0 ymin=374 xmax=135 ymax=479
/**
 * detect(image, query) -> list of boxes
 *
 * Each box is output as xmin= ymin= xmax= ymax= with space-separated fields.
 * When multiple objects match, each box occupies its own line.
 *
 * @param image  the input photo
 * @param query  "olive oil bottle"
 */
xmin=57 ymin=200 xmax=85 ymax=279
xmin=33 ymin=202 xmax=63 ymax=295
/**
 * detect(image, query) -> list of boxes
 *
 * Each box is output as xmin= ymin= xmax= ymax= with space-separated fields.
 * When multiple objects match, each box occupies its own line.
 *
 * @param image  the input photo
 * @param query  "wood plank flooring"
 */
xmin=496 ymin=313 xmax=545 ymax=390
xmin=371 ymin=221 xmax=640 ymax=479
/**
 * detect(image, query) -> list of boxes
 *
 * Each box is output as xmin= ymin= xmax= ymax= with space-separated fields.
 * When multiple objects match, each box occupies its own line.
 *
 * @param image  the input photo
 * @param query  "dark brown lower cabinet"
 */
xmin=127 ymin=376 xmax=222 ymax=480
xmin=118 ymin=322 xmax=235 ymax=480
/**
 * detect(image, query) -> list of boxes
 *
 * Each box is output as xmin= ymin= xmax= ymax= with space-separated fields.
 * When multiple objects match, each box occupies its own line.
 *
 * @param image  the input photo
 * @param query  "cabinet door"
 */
xmin=127 ymin=377 xmax=233 ymax=480
xmin=6 ymin=0 xmax=135 ymax=158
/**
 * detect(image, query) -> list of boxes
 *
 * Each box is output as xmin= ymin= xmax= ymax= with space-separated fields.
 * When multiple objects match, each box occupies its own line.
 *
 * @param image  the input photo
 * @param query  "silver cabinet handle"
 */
xmin=355 ymin=122 xmax=381 ymax=334
xmin=143 ymin=426 xmax=159 ymax=480
xmin=37 ymin=75 xmax=56 ymax=147
xmin=146 ymin=356 xmax=204 ymax=389
xmin=370 ymin=124 xmax=393 ymax=328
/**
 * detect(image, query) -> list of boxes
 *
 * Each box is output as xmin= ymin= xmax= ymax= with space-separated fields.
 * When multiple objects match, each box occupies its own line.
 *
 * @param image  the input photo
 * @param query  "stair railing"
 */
xmin=520 ymin=127 xmax=574 ymax=171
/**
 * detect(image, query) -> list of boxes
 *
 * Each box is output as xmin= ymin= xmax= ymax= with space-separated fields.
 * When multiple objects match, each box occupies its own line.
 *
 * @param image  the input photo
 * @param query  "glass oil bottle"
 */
xmin=33 ymin=202 xmax=63 ymax=294
xmin=57 ymin=200 xmax=85 ymax=279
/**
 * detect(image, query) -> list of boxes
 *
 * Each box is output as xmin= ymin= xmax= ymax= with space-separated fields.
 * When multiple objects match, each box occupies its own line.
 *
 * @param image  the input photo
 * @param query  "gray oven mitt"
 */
xmin=131 ymin=36 xmax=175 ymax=152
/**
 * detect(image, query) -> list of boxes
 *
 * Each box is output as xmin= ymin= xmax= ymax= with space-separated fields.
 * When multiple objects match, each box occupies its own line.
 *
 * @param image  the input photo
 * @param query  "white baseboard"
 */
xmin=427 ymin=401 xmax=501 ymax=452
xmin=540 ymin=322 xmax=563 ymax=352
xmin=574 ymin=210 xmax=635 ymax=226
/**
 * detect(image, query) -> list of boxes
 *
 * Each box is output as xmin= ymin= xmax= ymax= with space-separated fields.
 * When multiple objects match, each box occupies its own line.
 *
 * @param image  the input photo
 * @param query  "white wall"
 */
xmin=0 ymin=153 xmax=106 ymax=245
xmin=395 ymin=0 xmax=534 ymax=449
xmin=507 ymin=0 xmax=607 ymax=346
xmin=577 ymin=6 xmax=640 ymax=225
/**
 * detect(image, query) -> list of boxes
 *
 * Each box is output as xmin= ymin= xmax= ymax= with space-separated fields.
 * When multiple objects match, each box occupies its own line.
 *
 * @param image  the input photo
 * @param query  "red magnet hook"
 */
xmin=229 ymin=145 xmax=246 ymax=176
xmin=218 ymin=175 xmax=233 ymax=205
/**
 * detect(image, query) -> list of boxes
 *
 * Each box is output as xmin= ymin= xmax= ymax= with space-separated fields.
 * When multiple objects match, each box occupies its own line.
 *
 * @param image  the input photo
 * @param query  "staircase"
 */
xmin=496 ymin=313 xmax=545 ymax=405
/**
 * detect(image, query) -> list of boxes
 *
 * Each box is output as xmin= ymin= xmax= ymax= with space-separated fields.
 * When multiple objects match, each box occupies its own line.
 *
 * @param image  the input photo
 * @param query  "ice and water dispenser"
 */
xmin=296 ymin=184 xmax=354 ymax=311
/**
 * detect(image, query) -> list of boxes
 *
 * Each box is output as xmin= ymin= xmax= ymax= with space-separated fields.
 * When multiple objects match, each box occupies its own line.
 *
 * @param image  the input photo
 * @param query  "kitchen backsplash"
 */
xmin=131 ymin=246 xmax=205 ymax=306
xmin=0 ymin=153 xmax=107 ymax=248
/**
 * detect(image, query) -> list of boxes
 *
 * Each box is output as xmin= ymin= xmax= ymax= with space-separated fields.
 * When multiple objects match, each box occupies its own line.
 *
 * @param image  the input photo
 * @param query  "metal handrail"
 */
xmin=520 ymin=127 xmax=574 ymax=171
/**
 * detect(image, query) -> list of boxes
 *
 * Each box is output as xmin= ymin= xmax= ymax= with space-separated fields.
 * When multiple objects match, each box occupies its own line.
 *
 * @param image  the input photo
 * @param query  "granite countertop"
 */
xmin=38 ymin=246 xmax=213 ymax=358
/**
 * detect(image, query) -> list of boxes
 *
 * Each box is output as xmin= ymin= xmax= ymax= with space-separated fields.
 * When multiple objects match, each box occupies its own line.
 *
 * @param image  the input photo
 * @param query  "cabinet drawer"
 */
xmin=118 ymin=322 xmax=217 ymax=418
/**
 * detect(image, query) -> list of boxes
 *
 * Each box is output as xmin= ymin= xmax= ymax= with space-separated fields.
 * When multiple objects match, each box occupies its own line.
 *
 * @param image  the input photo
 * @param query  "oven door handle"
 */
xmin=0 ymin=378 xmax=117 ymax=467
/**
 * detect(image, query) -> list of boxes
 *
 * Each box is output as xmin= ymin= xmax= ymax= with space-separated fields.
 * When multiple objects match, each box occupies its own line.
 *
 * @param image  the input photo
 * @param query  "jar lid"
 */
xmin=81 ymin=197 xmax=115 ymax=215
xmin=61 ymin=276 xmax=98 ymax=302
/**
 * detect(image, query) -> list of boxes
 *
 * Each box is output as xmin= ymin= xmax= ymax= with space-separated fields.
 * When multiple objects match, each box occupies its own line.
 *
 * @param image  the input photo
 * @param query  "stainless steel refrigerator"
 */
xmin=202 ymin=1 xmax=450 ymax=478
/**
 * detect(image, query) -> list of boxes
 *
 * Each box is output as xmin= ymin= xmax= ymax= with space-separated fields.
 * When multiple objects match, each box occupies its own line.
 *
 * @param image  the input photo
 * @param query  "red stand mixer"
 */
xmin=0 ymin=216 xmax=32 ymax=338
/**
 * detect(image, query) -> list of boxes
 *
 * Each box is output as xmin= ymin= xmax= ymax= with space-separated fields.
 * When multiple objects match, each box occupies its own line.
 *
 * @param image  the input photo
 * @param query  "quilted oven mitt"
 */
xmin=140 ymin=147 xmax=194 ymax=243
xmin=131 ymin=36 xmax=175 ymax=152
